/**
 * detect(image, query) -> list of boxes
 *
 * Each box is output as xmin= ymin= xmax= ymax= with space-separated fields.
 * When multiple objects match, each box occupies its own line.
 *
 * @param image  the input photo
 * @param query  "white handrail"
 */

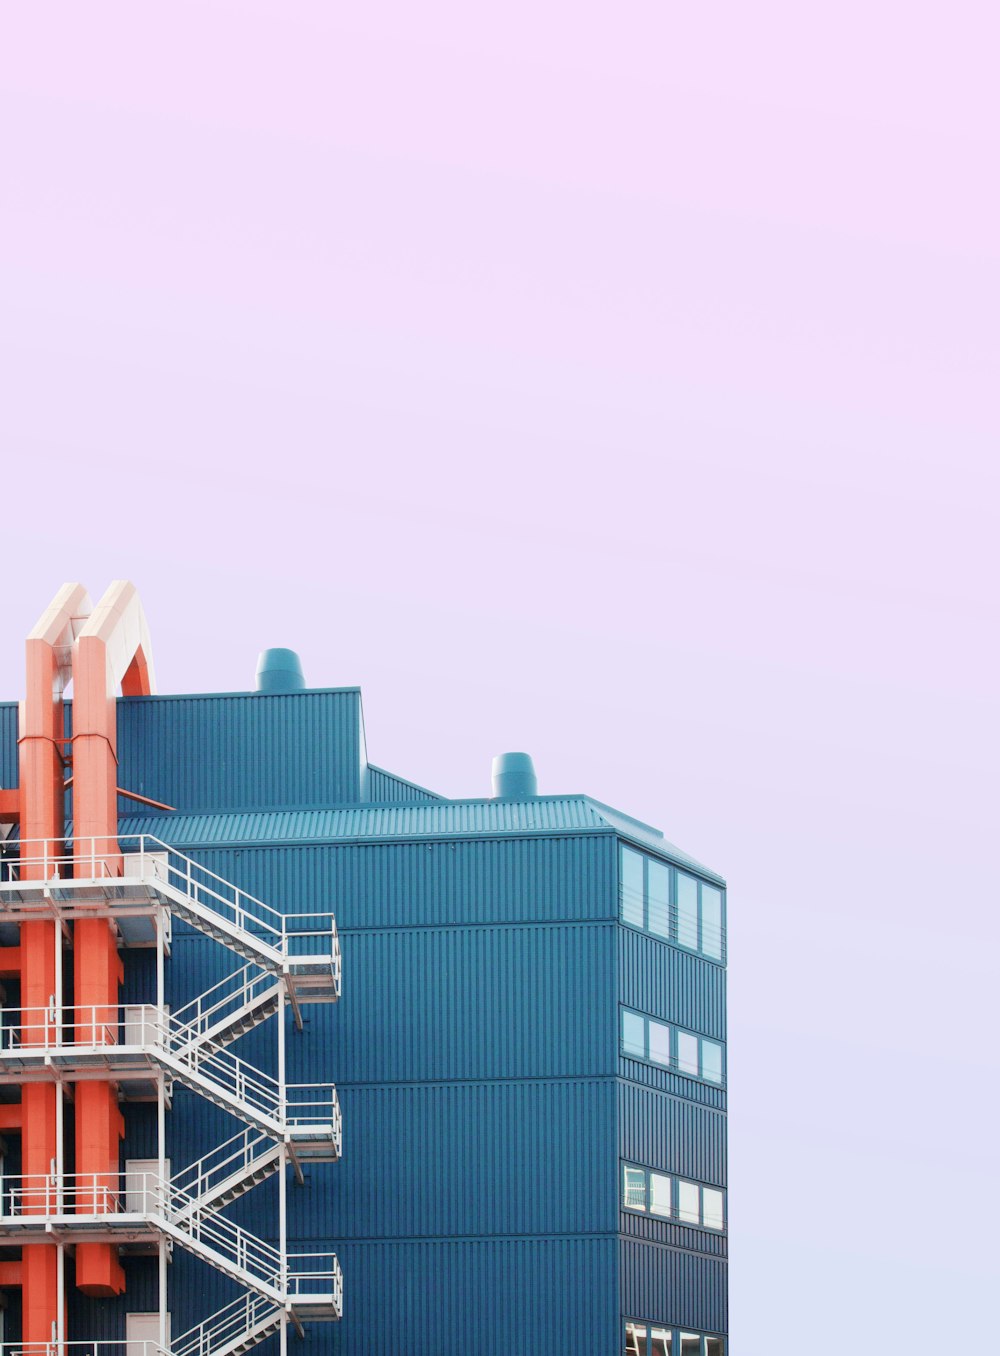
xmin=1 ymin=835 xmax=339 ymax=964
xmin=171 ymin=1128 xmax=276 ymax=1203
xmin=171 ymin=1293 xmax=281 ymax=1356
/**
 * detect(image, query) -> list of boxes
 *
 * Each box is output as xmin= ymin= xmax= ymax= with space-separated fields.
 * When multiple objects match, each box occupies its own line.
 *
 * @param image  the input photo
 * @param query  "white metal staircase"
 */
xmin=0 ymin=834 xmax=343 ymax=1356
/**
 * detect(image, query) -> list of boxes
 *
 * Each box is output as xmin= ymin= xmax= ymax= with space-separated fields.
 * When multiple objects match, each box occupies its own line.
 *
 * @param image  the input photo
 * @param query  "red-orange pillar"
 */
xmin=19 ymin=628 xmax=68 ymax=1341
xmin=72 ymin=630 xmax=126 ymax=1297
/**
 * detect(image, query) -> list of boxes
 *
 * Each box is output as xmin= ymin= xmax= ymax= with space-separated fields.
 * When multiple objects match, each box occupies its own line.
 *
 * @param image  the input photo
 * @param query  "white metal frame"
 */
xmin=0 ymin=836 xmax=343 ymax=1356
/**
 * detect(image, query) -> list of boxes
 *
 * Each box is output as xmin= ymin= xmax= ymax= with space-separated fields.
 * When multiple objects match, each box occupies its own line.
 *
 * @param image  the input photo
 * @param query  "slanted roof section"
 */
xmin=116 ymin=794 xmax=724 ymax=884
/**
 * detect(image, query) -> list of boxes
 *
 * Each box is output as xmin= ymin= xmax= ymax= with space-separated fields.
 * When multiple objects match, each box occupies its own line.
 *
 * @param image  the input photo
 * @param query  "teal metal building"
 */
xmin=0 ymin=662 xmax=728 ymax=1355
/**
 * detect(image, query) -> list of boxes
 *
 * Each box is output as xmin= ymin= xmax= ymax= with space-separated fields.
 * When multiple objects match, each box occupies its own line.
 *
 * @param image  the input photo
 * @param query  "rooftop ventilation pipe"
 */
xmin=491 ymin=752 xmax=537 ymax=799
xmin=255 ymin=648 xmax=305 ymax=692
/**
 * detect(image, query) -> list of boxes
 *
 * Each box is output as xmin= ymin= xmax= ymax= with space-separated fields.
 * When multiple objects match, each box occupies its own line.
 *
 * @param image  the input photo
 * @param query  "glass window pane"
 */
xmin=622 ymin=1011 xmax=645 ymax=1059
xmin=622 ymin=848 xmax=645 ymax=928
xmin=701 ymin=885 xmax=723 ymax=960
xmin=647 ymin=861 xmax=671 ymax=939
xmin=650 ymin=1329 xmax=673 ymax=1356
xmin=705 ymin=1339 xmax=723 ymax=1356
xmin=650 ymin=1173 xmax=671 ymax=1217
xmin=678 ymin=1180 xmax=699 ymax=1224
xmin=677 ymin=873 xmax=699 ymax=949
xmin=624 ymin=1322 xmax=646 ymax=1356
xmin=623 ymin=1165 xmax=647 ymax=1211
xmin=648 ymin=1020 xmax=670 ymax=1066
xmin=701 ymin=1040 xmax=723 ymax=1084
xmin=677 ymin=1031 xmax=698 ymax=1076
xmin=680 ymin=1336 xmax=701 ymax=1356
xmin=703 ymin=1188 xmax=724 ymax=1230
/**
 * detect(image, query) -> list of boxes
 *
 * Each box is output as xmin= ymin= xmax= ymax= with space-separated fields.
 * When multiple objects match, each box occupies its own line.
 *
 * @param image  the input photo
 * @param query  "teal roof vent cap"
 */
xmin=255 ymin=648 xmax=305 ymax=692
xmin=491 ymin=751 xmax=537 ymax=799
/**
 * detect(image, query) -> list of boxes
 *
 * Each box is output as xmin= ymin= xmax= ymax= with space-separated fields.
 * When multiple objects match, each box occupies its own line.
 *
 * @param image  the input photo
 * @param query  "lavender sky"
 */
xmin=2 ymin=5 xmax=998 ymax=1347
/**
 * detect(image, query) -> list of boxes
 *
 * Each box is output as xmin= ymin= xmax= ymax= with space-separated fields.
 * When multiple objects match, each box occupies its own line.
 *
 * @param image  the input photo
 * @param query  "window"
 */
xmin=622 ymin=1163 xmax=726 ymax=1231
xmin=622 ymin=1010 xmax=646 ymax=1059
xmin=700 ymin=885 xmax=723 ymax=961
xmin=626 ymin=1325 xmax=724 ymax=1356
xmin=623 ymin=1165 xmax=647 ymax=1210
xmin=702 ymin=1188 xmax=724 ymax=1231
xmin=647 ymin=860 xmax=670 ymax=939
xmin=676 ymin=872 xmax=699 ymax=949
xmin=677 ymin=1031 xmax=699 ymax=1077
xmin=677 ymin=1179 xmax=699 ymax=1224
xmin=620 ymin=1009 xmax=726 ymax=1088
xmin=622 ymin=847 xmax=645 ymax=928
xmin=624 ymin=1322 xmax=644 ymax=1356
xmin=648 ymin=1020 xmax=671 ymax=1066
xmin=618 ymin=844 xmax=726 ymax=962
xmin=702 ymin=1040 xmax=723 ymax=1085
xmin=649 ymin=1172 xmax=671 ymax=1217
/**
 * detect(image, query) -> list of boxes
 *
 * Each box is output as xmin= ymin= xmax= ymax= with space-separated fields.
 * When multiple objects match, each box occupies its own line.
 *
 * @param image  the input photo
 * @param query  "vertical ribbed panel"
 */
xmin=188 ymin=834 xmax=617 ymax=930
xmin=0 ymin=700 xmax=17 ymax=786
xmin=365 ymin=765 xmax=443 ymax=803
xmin=115 ymin=690 xmax=365 ymax=811
xmin=619 ymin=1083 xmax=727 ymax=1186
xmin=619 ymin=928 xmax=726 ymax=1039
xmin=620 ymin=1238 xmax=727 ymax=1336
xmin=327 ymin=1238 xmax=618 ymax=1355
xmin=619 ymin=1212 xmax=727 ymax=1258
xmin=618 ymin=1055 xmax=726 ymax=1111
xmin=305 ymin=1079 xmax=617 ymax=1240
xmin=290 ymin=922 xmax=616 ymax=1084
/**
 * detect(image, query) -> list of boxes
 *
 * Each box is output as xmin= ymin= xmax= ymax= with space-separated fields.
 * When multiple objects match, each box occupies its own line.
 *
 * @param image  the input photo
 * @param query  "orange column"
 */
xmin=19 ymin=626 xmax=69 ymax=1342
xmin=72 ymin=630 xmax=126 ymax=1297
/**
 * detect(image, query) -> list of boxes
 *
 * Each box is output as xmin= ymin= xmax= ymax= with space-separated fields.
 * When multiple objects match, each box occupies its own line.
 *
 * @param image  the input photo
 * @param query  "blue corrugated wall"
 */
xmin=0 ymin=689 xmax=727 ymax=1352
xmin=115 ymin=690 xmax=366 ymax=811
xmin=79 ymin=828 xmax=630 ymax=1355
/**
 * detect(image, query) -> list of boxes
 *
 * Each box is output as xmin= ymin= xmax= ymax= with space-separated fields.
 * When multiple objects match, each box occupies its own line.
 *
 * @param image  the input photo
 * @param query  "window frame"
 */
xmin=618 ymin=843 xmax=727 ymax=964
xmin=621 ymin=1162 xmax=727 ymax=1233
xmin=620 ymin=1007 xmax=726 ymax=1089
xmin=624 ymin=1322 xmax=725 ymax=1356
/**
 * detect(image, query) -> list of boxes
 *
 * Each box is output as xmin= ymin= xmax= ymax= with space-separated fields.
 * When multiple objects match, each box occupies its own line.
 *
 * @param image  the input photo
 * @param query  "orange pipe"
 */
xmin=18 ymin=585 xmax=90 ymax=1342
xmin=71 ymin=584 xmax=154 ymax=1298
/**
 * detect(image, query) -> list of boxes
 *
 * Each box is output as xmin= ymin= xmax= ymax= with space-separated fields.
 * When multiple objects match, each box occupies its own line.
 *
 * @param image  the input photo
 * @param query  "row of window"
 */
xmin=625 ymin=1323 xmax=724 ymax=1355
xmin=620 ymin=845 xmax=725 ymax=962
xmin=622 ymin=1163 xmax=725 ymax=1231
xmin=621 ymin=1009 xmax=725 ymax=1086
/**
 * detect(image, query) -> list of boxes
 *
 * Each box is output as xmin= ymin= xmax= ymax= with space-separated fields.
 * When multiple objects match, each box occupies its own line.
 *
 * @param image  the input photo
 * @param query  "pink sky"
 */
xmin=2 ymin=5 xmax=998 ymax=1346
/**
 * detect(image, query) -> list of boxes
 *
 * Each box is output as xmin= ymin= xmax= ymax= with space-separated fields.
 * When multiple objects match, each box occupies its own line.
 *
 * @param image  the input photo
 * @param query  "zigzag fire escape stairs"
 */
xmin=0 ymin=836 xmax=342 ymax=1356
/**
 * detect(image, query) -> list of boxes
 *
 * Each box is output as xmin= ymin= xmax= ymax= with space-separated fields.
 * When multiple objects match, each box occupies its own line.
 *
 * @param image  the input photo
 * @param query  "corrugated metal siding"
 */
xmin=619 ymin=1083 xmax=727 ymax=1186
xmin=619 ymin=928 xmax=726 ymax=1039
xmin=289 ymin=922 xmax=617 ymax=1084
xmin=328 ymin=1237 xmax=619 ymax=1356
xmin=620 ymin=1238 xmax=727 ymax=1336
xmin=619 ymin=1212 xmax=727 ymax=1258
xmin=366 ymin=764 xmax=443 ymax=803
xmin=310 ymin=1079 xmax=617 ymax=1240
xmin=115 ymin=690 xmax=365 ymax=812
xmin=160 ymin=835 xmax=616 ymax=931
xmin=619 ymin=1055 xmax=726 ymax=1111
xmin=0 ymin=701 xmax=17 ymax=787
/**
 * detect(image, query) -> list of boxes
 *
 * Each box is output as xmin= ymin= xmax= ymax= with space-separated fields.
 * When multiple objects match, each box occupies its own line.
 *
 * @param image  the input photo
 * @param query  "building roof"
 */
xmin=115 ymin=794 xmax=724 ymax=884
